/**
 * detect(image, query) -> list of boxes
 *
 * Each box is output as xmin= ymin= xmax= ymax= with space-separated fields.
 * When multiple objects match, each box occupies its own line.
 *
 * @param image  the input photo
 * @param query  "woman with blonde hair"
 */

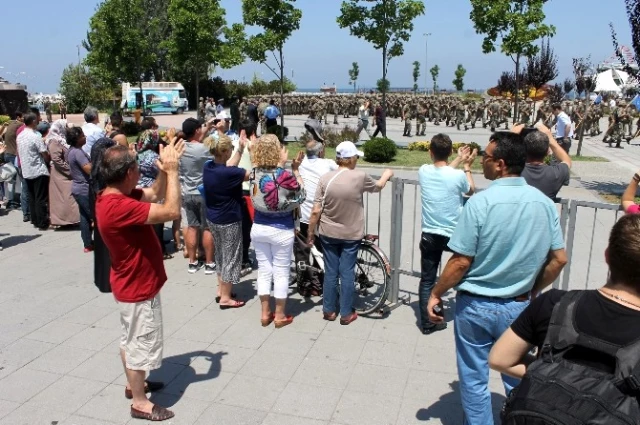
xmin=250 ymin=134 xmax=305 ymax=328
xmin=202 ymin=133 xmax=249 ymax=309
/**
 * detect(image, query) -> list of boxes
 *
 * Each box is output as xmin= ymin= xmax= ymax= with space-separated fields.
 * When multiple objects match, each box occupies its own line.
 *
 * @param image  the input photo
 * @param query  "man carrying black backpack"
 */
xmin=489 ymin=214 xmax=640 ymax=424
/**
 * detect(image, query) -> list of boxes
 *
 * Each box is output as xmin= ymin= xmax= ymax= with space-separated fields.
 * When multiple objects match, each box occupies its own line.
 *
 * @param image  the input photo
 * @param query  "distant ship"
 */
xmin=320 ymin=83 xmax=337 ymax=93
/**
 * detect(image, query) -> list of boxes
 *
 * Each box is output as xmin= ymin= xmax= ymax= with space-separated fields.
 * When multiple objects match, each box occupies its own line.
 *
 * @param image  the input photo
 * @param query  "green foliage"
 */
xmin=525 ymin=38 xmax=558 ymax=94
xmin=0 ymin=115 xmax=10 ymax=125
xmin=363 ymin=138 xmax=398 ymax=163
xmin=298 ymin=125 xmax=358 ymax=148
xmin=348 ymin=62 xmax=360 ymax=92
xmin=59 ymin=64 xmax=117 ymax=113
xmin=266 ymin=125 xmax=289 ymax=143
xmin=84 ymin=0 xmax=160 ymax=86
xmin=469 ymin=0 xmax=556 ymax=59
xmin=377 ymin=78 xmax=391 ymax=93
xmin=412 ymin=61 xmax=421 ymax=93
xmin=453 ymin=64 xmax=466 ymax=91
xmin=430 ymin=65 xmax=440 ymax=92
xmin=408 ymin=140 xmax=481 ymax=154
xmin=337 ymin=0 xmax=425 ymax=104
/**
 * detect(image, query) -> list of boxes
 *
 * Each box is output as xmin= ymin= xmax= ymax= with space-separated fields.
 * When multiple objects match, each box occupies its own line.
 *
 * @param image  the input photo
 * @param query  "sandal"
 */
xmin=274 ymin=315 xmax=294 ymax=329
xmin=163 ymin=253 xmax=174 ymax=260
xmin=219 ymin=300 xmax=246 ymax=310
xmin=130 ymin=404 xmax=174 ymax=421
xmin=261 ymin=313 xmax=275 ymax=327
xmin=215 ymin=292 xmax=237 ymax=303
xmin=125 ymin=381 xmax=165 ymax=399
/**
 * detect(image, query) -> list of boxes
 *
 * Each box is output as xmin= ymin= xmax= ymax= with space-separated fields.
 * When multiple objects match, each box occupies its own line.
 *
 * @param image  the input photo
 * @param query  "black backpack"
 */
xmin=501 ymin=291 xmax=640 ymax=425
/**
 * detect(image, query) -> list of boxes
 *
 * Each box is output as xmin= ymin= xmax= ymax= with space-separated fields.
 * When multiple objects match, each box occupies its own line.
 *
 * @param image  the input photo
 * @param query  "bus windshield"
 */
xmin=178 ymin=90 xmax=186 ymax=99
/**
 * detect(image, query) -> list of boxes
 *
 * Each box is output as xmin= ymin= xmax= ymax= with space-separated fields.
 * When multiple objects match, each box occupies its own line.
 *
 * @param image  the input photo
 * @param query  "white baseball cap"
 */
xmin=215 ymin=111 xmax=231 ymax=121
xmin=336 ymin=141 xmax=364 ymax=159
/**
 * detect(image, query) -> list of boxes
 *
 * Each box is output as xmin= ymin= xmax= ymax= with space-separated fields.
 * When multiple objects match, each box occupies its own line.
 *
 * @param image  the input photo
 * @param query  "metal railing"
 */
xmin=366 ymin=178 xmax=623 ymax=312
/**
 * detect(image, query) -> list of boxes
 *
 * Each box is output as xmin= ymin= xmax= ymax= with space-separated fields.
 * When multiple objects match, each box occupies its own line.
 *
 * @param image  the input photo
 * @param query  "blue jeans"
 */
xmin=419 ymin=232 xmax=450 ymax=329
xmin=73 ymin=193 xmax=93 ymax=248
xmin=454 ymin=292 xmax=529 ymax=425
xmin=320 ymin=235 xmax=360 ymax=317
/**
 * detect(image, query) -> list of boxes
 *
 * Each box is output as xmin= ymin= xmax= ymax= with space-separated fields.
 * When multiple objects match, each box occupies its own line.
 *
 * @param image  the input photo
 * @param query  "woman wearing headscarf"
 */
xmin=90 ymin=137 xmax=115 ymax=293
xmin=136 ymin=129 xmax=172 ymax=259
xmin=46 ymin=119 xmax=79 ymax=228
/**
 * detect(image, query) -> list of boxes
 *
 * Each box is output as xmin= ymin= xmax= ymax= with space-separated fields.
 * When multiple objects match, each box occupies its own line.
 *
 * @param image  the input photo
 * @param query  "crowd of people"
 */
xmin=1 ymin=103 xmax=639 ymax=423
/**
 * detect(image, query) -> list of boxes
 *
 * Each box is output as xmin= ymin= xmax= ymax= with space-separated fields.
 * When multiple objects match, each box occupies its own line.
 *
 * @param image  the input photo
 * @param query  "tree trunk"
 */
xmin=576 ymin=90 xmax=588 ymax=157
xmin=382 ymin=45 xmax=387 ymax=111
xmin=514 ymin=54 xmax=520 ymax=124
xmin=139 ymin=80 xmax=144 ymax=114
xmin=279 ymin=47 xmax=285 ymax=142
xmin=194 ymin=70 xmax=200 ymax=118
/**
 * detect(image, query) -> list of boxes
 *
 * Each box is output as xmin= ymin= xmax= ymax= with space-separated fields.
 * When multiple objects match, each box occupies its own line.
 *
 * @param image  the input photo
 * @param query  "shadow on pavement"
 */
xmin=416 ymin=380 xmax=505 ymax=424
xmin=149 ymin=350 xmax=224 ymax=407
xmin=0 ymin=234 xmax=42 ymax=249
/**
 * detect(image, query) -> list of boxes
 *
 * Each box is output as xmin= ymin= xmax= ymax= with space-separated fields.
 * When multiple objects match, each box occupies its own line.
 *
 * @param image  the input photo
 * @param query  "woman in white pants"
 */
xmin=250 ymin=134 xmax=305 ymax=328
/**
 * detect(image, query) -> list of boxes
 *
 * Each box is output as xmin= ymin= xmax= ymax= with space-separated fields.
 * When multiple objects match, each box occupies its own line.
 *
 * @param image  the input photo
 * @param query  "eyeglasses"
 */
xmin=482 ymin=152 xmax=494 ymax=161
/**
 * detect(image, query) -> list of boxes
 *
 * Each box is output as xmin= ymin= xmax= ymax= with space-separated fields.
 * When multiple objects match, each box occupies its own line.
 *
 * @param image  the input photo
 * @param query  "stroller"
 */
xmin=293 ymin=231 xmax=324 ymax=297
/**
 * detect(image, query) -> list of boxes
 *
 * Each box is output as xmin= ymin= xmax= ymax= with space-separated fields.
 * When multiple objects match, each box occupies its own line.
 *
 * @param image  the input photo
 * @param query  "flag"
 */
xmin=594 ymin=95 xmax=602 ymax=104
xmin=632 ymin=95 xmax=640 ymax=111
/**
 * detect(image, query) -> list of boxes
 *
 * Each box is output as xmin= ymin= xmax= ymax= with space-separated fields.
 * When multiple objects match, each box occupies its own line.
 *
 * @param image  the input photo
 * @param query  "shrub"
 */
xmin=363 ymin=138 xmax=397 ymax=163
xmin=0 ymin=115 xmax=10 ymax=125
xmin=298 ymin=125 xmax=359 ymax=148
xmin=266 ymin=125 xmax=289 ymax=144
xmin=409 ymin=141 xmax=481 ymax=154
xmin=121 ymin=121 xmax=142 ymax=137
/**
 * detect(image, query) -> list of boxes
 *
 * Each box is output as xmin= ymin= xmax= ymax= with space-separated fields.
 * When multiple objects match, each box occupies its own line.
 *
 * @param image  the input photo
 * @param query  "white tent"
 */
xmin=593 ymin=69 xmax=630 ymax=93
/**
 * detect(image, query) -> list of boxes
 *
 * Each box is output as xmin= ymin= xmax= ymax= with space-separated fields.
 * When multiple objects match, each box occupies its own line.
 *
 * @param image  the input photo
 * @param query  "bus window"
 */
xmin=179 ymin=90 xmax=186 ymax=98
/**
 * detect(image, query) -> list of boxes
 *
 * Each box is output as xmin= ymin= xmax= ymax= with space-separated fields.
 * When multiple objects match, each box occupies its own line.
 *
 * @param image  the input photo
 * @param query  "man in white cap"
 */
xmin=306 ymin=141 xmax=393 ymax=325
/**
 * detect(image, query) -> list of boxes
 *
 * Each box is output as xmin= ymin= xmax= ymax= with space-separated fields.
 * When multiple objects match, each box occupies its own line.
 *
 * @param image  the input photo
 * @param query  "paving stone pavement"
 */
xmin=0 ymin=160 xmax=615 ymax=425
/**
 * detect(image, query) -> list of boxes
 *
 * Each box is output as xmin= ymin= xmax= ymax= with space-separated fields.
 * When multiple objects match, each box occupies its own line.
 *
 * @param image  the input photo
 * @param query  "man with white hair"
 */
xmin=82 ymin=105 xmax=105 ymax=157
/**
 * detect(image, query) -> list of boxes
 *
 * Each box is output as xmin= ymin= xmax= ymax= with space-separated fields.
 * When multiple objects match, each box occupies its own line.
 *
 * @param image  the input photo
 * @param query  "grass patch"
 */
xmin=598 ymin=193 xmax=637 ymax=205
xmin=286 ymin=145 xmax=483 ymax=170
xmin=570 ymin=155 xmax=608 ymax=162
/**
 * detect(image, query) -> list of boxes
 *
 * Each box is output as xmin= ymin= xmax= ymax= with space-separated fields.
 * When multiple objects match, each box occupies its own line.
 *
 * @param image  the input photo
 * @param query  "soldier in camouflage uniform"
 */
xmin=603 ymin=102 xmax=624 ymax=148
xmin=621 ymin=103 xmax=634 ymax=138
xmin=402 ymin=100 xmax=413 ymax=137
xmin=488 ymin=100 xmax=500 ymax=132
xmin=416 ymin=101 xmax=427 ymax=136
xmin=454 ymin=99 xmax=465 ymax=131
xmin=519 ymin=100 xmax=531 ymax=125
xmin=257 ymin=97 xmax=268 ymax=135
xmin=432 ymin=98 xmax=441 ymax=126
xmin=239 ymin=98 xmax=248 ymax=121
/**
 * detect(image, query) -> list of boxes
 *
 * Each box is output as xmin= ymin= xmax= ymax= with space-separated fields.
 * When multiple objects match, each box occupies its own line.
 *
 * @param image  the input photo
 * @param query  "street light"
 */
xmin=423 ymin=33 xmax=431 ymax=94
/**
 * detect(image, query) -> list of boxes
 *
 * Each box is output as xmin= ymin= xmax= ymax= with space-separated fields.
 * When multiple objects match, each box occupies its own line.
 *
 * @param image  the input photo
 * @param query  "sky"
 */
xmin=1 ymin=0 xmax=633 ymax=94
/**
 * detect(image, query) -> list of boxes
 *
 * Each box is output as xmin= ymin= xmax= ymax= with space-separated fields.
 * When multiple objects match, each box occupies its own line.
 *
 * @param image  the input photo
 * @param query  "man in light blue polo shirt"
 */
xmin=417 ymin=133 xmax=476 ymax=335
xmin=427 ymin=129 xmax=568 ymax=425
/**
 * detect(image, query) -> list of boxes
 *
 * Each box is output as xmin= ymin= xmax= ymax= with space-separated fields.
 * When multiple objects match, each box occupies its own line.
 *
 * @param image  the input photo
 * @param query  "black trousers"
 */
xmin=372 ymin=124 xmax=387 ymax=138
xmin=241 ymin=192 xmax=253 ymax=264
xmin=25 ymin=175 xmax=49 ymax=229
xmin=419 ymin=232 xmax=450 ymax=329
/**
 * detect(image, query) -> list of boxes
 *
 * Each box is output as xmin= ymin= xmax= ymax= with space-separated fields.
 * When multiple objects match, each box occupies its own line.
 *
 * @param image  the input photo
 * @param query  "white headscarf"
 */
xmin=45 ymin=119 xmax=68 ymax=148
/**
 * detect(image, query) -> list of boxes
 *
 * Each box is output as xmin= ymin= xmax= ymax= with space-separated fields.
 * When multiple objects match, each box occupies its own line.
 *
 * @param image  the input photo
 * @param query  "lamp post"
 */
xmin=423 ymin=33 xmax=431 ymax=94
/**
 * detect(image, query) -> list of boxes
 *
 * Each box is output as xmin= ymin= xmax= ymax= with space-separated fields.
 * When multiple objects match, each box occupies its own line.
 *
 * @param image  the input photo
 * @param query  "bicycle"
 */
xmin=295 ymin=234 xmax=391 ymax=316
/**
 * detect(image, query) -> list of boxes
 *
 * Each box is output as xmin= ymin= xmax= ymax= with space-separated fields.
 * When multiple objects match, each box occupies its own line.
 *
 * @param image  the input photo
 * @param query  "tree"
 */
xmin=525 ymin=38 xmax=558 ymax=114
xmin=452 ymin=64 xmax=466 ymax=91
xmin=348 ymin=62 xmax=360 ymax=93
xmin=610 ymin=1 xmax=640 ymax=80
xmin=547 ymin=83 xmax=564 ymax=104
xmin=496 ymin=71 xmax=517 ymax=96
xmin=412 ymin=61 xmax=421 ymax=94
xmin=337 ymin=0 xmax=425 ymax=108
xmin=470 ymin=0 xmax=556 ymax=122
xmin=430 ymin=65 xmax=440 ymax=93
xmin=166 ymin=0 xmax=245 ymax=111
xmin=377 ymin=78 xmax=391 ymax=94
xmin=572 ymin=57 xmax=597 ymax=156
xmin=242 ymin=0 xmax=302 ymax=138
xmin=84 ymin=0 xmax=159 ymax=104
xmin=563 ymin=77 xmax=575 ymax=96
xmin=59 ymin=64 xmax=118 ymax=113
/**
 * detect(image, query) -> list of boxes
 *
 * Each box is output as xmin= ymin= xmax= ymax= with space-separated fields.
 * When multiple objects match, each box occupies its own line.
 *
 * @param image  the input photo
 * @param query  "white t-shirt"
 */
xmin=609 ymin=99 xmax=617 ymax=108
xmin=554 ymin=111 xmax=573 ymax=139
xmin=359 ymin=105 xmax=370 ymax=120
xmin=299 ymin=156 xmax=338 ymax=222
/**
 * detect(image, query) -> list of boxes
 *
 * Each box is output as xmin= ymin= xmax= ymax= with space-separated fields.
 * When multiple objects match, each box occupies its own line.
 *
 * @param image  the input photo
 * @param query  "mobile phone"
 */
xmin=433 ymin=303 xmax=444 ymax=318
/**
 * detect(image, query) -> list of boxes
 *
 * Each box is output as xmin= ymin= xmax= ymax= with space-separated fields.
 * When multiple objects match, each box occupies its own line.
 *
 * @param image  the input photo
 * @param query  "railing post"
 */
xmin=561 ymin=200 xmax=578 ymax=291
xmin=388 ymin=177 xmax=404 ymax=306
xmin=553 ymin=199 xmax=570 ymax=289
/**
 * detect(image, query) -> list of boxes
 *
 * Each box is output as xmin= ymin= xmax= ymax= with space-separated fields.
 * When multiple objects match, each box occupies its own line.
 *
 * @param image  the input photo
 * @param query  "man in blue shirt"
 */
xmin=427 ymin=129 xmax=568 ymax=425
xmin=264 ymin=99 xmax=280 ymax=129
xmin=417 ymin=134 xmax=476 ymax=335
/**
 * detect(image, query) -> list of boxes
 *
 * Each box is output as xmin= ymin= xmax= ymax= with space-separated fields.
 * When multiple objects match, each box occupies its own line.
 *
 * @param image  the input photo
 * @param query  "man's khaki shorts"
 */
xmin=119 ymin=294 xmax=163 ymax=371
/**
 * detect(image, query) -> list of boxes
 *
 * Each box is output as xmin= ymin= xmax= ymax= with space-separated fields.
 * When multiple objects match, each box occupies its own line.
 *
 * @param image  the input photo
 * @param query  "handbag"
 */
xmin=0 ymin=162 xmax=17 ymax=182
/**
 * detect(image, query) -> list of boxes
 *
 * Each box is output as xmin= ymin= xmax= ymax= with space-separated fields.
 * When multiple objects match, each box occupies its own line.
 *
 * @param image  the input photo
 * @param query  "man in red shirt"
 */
xmin=96 ymin=139 xmax=184 ymax=421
